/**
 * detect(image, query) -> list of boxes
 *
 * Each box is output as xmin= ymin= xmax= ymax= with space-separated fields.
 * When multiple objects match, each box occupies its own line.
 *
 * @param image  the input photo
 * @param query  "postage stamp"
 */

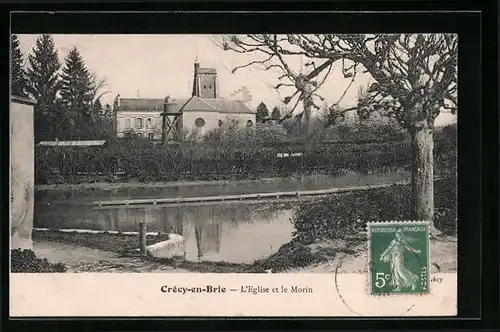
xmin=367 ymin=221 xmax=430 ymax=296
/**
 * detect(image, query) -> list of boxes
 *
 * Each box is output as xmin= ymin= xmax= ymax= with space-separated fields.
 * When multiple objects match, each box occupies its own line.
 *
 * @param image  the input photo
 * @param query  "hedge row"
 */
xmin=35 ymin=134 xmax=456 ymax=184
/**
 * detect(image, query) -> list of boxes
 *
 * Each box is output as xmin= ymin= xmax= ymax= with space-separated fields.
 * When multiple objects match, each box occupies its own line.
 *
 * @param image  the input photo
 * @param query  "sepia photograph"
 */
xmin=11 ymin=31 xmax=458 ymax=316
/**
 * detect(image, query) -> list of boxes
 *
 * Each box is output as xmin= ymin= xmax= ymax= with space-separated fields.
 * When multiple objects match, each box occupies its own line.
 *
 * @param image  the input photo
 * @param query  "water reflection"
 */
xmin=34 ymin=202 xmax=295 ymax=263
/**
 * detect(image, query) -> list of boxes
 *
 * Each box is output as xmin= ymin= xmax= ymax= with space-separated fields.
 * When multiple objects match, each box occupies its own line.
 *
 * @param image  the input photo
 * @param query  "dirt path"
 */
xmin=33 ymin=235 xmax=457 ymax=274
xmin=33 ymin=240 xmax=190 ymax=273
xmin=288 ymin=236 xmax=457 ymax=274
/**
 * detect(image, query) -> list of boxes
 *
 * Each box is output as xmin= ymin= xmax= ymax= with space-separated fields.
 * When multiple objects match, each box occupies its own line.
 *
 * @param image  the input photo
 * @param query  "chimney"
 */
xmin=192 ymin=58 xmax=200 ymax=97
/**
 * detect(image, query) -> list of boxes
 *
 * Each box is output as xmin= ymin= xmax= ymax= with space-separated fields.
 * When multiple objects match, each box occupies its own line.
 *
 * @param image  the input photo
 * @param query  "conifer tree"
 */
xmin=59 ymin=47 xmax=94 ymax=113
xmin=26 ymin=34 xmax=62 ymax=141
xmin=26 ymin=34 xmax=61 ymax=114
xmin=256 ymin=102 xmax=269 ymax=123
xmin=271 ymin=106 xmax=281 ymax=120
xmin=11 ymin=34 xmax=28 ymax=97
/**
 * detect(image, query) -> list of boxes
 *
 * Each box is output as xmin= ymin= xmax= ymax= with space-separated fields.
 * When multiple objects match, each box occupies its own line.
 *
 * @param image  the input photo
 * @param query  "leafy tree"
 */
xmin=11 ymin=34 xmax=28 ymax=97
xmin=255 ymin=102 xmax=269 ymax=123
xmin=25 ymin=34 xmax=62 ymax=141
xmin=271 ymin=106 xmax=281 ymax=120
xmin=219 ymin=34 xmax=457 ymax=235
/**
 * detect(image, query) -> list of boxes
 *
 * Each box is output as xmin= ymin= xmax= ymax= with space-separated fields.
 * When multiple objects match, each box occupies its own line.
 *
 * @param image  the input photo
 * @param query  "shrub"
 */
xmin=335 ymin=120 xmax=409 ymax=143
xmin=292 ymin=177 xmax=457 ymax=244
xmin=11 ymin=249 xmax=67 ymax=273
xmin=249 ymin=240 xmax=328 ymax=273
xmin=434 ymin=123 xmax=457 ymax=175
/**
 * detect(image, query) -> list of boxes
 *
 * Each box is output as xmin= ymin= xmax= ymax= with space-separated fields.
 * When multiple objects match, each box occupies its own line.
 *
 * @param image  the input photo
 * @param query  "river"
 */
xmin=35 ymin=202 xmax=295 ymax=264
xmin=34 ymin=170 xmax=411 ymax=263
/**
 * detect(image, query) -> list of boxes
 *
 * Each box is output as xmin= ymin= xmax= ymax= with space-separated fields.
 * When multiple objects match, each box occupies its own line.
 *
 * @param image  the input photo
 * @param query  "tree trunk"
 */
xmin=303 ymin=84 xmax=313 ymax=137
xmin=409 ymin=121 xmax=440 ymax=235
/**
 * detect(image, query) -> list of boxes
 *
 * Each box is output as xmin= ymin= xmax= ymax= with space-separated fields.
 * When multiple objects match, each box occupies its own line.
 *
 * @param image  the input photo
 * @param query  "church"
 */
xmin=115 ymin=59 xmax=257 ymax=140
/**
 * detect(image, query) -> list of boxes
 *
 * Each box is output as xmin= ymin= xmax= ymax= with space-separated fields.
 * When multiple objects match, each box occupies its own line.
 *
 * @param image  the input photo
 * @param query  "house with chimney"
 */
xmin=115 ymin=59 xmax=256 ymax=140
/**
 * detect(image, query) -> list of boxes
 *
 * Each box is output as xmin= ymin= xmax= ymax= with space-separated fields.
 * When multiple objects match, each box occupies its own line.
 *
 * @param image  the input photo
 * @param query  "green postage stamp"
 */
xmin=367 ymin=221 xmax=430 ymax=296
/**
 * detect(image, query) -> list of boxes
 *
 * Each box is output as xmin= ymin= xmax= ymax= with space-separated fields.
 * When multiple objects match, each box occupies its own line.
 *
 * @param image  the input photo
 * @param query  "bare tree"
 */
xmin=218 ymin=34 xmax=457 ymax=235
xmin=89 ymin=73 xmax=111 ymax=116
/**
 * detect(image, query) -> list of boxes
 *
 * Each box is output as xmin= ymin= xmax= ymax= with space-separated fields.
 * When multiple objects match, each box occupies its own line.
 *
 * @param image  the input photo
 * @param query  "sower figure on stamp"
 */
xmin=379 ymin=229 xmax=422 ymax=292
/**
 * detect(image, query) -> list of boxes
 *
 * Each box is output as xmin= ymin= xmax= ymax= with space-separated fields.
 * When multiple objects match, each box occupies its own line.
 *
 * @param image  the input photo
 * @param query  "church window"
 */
xmin=195 ymin=117 xmax=205 ymax=128
xmin=246 ymin=120 xmax=254 ymax=127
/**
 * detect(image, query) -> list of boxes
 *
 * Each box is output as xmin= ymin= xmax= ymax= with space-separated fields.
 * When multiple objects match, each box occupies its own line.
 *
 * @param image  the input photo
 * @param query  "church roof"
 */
xmin=118 ymin=98 xmax=188 ymax=113
xmin=119 ymin=96 xmax=255 ymax=114
xmin=181 ymin=96 xmax=217 ymax=112
xmin=201 ymin=98 xmax=255 ymax=114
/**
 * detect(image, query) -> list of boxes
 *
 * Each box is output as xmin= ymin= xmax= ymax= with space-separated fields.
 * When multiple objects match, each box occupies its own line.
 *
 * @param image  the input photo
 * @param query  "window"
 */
xmin=125 ymin=118 xmax=131 ymax=129
xmin=203 ymin=85 xmax=207 ymax=89
xmin=218 ymin=119 xmax=223 ymax=127
xmin=147 ymin=133 xmax=154 ymax=140
xmin=146 ymin=118 xmax=153 ymax=129
xmin=135 ymin=118 xmax=143 ymax=129
xmin=246 ymin=120 xmax=254 ymax=127
xmin=195 ymin=117 xmax=205 ymax=128
xmin=209 ymin=85 xmax=212 ymax=89
xmin=136 ymin=132 xmax=143 ymax=138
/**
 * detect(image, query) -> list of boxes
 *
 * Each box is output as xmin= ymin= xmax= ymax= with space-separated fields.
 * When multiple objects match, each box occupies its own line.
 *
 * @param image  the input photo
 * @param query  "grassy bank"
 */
xmin=33 ymin=177 xmax=456 ymax=273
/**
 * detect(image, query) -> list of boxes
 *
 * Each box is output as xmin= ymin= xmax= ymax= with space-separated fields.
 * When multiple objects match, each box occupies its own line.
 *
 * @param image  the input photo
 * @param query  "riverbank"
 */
xmin=31 ymin=233 xmax=457 ymax=274
xmin=34 ymin=171 xmax=414 ymax=204
xmin=35 ymin=177 xmax=287 ymax=191
xmin=30 ymin=229 xmax=361 ymax=273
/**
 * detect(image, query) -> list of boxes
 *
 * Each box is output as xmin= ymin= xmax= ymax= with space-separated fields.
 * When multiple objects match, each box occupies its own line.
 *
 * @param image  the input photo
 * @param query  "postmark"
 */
xmin=367 ymin=220 xmax=430 ymax=296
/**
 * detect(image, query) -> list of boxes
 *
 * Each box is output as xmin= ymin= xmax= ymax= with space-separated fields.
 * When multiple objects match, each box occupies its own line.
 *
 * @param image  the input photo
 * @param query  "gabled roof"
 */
xmin=181 ymin=96 xmax=255 ymax=114
xmin=37 ymin=140 xmax=107 ymax=147
xmin=119 ymin=98 xmax=188 ymax=113
xmin=181 ymin=96 xmax=217 ymax=112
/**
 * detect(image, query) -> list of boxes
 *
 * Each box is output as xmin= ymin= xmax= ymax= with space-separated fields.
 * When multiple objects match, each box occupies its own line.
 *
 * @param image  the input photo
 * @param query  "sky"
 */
xmin=17 ymin=34 xmax=456 ymax=126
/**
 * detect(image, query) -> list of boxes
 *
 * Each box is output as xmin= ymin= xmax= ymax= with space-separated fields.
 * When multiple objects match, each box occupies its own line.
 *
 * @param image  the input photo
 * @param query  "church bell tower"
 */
xmin=192 ymin=58 xmax=219 ymax=99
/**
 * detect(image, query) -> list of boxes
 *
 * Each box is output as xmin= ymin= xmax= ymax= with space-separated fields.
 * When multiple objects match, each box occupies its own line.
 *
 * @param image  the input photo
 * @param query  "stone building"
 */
xmin=115 ymin=59 xmax=256 ymax=140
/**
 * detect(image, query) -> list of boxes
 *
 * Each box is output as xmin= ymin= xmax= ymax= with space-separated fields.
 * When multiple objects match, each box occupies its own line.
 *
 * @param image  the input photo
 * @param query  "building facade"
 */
xmin=11 ymin=96 xmax=36 ymax=250
xmin=116 ymin=60 xmax=256 ymax=140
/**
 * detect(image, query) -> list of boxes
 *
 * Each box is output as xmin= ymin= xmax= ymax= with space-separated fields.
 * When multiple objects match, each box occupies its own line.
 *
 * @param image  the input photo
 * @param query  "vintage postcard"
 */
xmin=10 ymin=32 xmax=457 ymax=317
